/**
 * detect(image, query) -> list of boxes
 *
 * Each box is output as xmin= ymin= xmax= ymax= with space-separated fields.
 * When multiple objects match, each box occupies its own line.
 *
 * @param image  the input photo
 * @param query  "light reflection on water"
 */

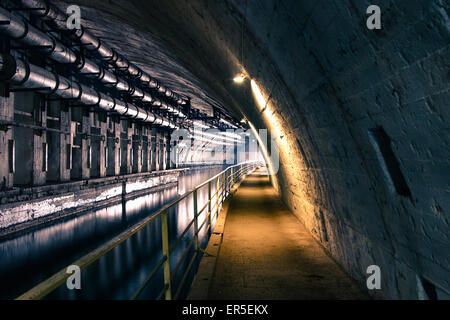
xmin=0 ymin=166 xmax=227 ymax=300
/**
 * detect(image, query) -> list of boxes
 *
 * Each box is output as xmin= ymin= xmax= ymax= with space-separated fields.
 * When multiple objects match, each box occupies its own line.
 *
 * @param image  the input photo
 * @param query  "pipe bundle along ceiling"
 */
xmin=0 ymin=0 xmax=243 ymax=134
xmin=0 ymin=5 xmax=184 ymax=129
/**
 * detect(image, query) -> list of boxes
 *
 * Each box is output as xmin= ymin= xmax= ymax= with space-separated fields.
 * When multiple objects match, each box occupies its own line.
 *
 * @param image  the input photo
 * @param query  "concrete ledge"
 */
xmin=0 ymin=168 xmax=189 ymax=205
xmin=0 ymin=181 xmax=178 ymax=241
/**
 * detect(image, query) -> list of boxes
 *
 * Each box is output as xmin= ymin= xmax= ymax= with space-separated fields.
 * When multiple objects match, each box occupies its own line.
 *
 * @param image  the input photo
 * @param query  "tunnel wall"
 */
xmin=235 ymin=0 xmax=450 ymax=299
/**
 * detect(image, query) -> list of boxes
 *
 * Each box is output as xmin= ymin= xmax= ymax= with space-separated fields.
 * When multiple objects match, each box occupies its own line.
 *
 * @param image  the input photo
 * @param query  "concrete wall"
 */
xmin=234 ymin=0 xmax=450 ymax=300
xmin=0 ymin=89 xmax=180 ymax=188
xmin=0 ymin=89 xmax=13 ymax=190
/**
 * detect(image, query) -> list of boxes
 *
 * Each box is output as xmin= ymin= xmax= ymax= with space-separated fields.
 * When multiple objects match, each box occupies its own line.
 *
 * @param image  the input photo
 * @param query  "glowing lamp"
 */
xmin=233 ymin=74 xmax=246 ymax=84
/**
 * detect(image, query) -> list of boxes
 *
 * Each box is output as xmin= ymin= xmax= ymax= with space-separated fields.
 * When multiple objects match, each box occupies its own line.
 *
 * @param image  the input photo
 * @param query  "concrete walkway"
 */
xmin=205 ymin=169 xmax=368 ymax=300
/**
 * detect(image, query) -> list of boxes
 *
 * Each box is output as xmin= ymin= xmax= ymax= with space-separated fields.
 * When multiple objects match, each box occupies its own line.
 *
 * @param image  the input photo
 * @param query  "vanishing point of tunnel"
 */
xmin=0 ymin=0 xmax=449 ymax=302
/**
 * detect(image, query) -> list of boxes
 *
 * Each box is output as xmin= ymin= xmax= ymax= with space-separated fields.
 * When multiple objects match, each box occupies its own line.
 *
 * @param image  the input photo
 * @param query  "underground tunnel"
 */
xmin=0 ymin=0 xmax=449 ymax=306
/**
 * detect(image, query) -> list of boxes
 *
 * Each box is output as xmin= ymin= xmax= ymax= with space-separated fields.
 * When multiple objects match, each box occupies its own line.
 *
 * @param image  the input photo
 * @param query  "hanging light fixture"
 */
xmin=234 ymin=1 xmax=248 ymax=85
xmin=233 ymin=73 xmax=246 ymax=83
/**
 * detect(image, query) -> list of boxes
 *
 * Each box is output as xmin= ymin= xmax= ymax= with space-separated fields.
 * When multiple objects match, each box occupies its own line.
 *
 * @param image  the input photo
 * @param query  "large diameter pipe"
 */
xmin=0 ymin=6 xmax=185 ymax=118
xmin=0 ymin=54 xmax=177 ymax=129
xmin=0 ymin=7 xmax=116 ymax=89
xmin=0 ymin=6 xmax=76 ymax=64
xmin=19 ymin=0 xmax=188 ymax=105
xmin=18 ymin=0 xmax=68 ymax=30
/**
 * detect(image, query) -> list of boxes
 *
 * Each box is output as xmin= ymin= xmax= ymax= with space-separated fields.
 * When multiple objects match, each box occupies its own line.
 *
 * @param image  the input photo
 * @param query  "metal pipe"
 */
xmin=0 ymin=6 xmax=76 ymax=64
xmin=19 ymin=0 xmax=188 ymax=106
xmin=0 ymin=54 xmax=177 ymax=129
xmin=0 ymin=6 xmax=185 ymax=118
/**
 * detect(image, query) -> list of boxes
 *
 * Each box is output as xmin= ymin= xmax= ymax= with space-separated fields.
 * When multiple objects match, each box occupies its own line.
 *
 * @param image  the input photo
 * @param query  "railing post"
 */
xmin=216 ymin=176 xmax=220 ymax=217
xmin=193 ymin=189 xmax=199 ymax=250
xmin=229 ymin=168 xmax=232 ymax=193
xmin=221 ymin=172 xmax=225 ymax=204
xmin=208 ymin=181 xmax=212 ymax=229
xmin=231 ymin=167 xmax=234 ymax=188
xmin=161 ymin=210 xmax=172 ymax=300
xmin=224 ymin=169 xmax=227 ymax=196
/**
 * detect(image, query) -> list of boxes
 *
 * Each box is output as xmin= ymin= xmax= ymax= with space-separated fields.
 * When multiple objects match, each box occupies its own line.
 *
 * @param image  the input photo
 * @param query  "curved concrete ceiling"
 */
xmin=55 ymin=0 xmax=255 ymax=120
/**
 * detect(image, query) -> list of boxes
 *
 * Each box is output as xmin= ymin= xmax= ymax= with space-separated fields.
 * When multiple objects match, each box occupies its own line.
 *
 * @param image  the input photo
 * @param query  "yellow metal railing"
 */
xmin=16 ymin=161 xmax=262 ymax=300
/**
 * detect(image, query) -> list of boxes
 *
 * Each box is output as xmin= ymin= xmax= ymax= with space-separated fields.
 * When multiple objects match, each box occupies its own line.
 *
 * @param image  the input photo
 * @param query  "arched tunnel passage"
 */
xmin=0 ymin=0 xmax=449 ymax=302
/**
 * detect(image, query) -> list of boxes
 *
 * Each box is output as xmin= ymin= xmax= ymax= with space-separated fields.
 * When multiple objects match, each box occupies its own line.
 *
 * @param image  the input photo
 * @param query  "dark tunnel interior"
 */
xmin=0 ymin=0 xmax=449 ymax=303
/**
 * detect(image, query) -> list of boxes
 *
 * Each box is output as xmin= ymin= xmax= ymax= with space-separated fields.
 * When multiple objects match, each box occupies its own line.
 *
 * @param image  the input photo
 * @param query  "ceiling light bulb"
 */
xmin=233 ymin=74 xmax=246 ymax=83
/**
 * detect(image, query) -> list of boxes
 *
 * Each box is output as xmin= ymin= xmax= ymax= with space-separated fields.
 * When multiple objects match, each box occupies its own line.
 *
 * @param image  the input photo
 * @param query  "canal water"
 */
xmin=0 ymin=165 xmax=229 ymax=300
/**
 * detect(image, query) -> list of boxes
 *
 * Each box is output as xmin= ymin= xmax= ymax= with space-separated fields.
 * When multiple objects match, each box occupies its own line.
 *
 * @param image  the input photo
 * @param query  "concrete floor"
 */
xmin=207 ymin=169 xmax=368 ymax=300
